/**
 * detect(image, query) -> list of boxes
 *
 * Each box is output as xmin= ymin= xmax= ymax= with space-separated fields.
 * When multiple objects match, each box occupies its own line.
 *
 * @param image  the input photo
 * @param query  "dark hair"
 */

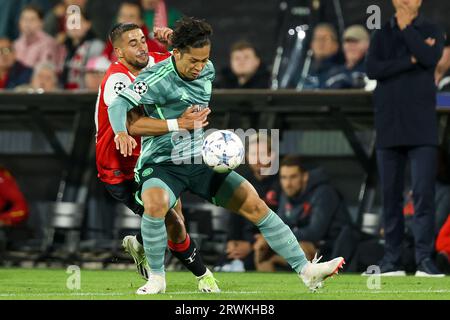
xmin=314 ymin=23 xmax=338 ymax=42
xmin=230 ymin=40 xmax=260 ymax=58
xmin=280 ymin=155 xmax=305 ymax=171
xmin=21 ymin=4 xmax=44 ymax=20
xmin=171 ymin=17 xmax=213 ymax=52
xmin=120 ymin=1 xmax=144 ymax=19
xmin=109 ymin=23 xmax=141 ymax=45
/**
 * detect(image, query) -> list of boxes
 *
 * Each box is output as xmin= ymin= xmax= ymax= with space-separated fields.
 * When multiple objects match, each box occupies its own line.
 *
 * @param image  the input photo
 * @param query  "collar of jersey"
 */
xmin=116 ymin=61 xmax=137 ymax=80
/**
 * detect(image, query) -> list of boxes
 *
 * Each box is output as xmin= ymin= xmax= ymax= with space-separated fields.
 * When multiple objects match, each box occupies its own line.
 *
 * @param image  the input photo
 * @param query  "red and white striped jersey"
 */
xmin=95 ymin=51 xmax=171 ymax=184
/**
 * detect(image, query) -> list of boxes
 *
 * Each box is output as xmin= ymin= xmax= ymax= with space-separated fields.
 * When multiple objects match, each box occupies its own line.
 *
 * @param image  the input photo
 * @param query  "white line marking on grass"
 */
xmin=0 ymin=292 xmax=129 ymax=297
xmin=2 ymin=289 xmax=450 ymax=298
xmin=332 ymin=290 xmax=450 ymax=294
xmin=0 ymin=291 xmax=274 ymax=297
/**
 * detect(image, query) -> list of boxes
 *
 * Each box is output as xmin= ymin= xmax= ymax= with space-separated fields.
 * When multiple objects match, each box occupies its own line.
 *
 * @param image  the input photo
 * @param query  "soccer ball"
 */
xmin=202 ymin=130 xmax=245 ymax=173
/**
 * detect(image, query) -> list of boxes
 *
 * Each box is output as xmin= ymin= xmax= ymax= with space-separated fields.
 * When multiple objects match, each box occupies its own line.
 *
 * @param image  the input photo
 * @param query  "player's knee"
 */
xmin=142 ymin=197 xmax=168 ymax=218
xmin=241 ymin=197 xmax=269 ymax=223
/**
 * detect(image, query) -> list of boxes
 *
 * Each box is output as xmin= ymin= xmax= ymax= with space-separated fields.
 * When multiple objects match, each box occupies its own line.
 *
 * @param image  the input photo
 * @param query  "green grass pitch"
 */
xmin=1 ymin=268 xmax=450 ymax=300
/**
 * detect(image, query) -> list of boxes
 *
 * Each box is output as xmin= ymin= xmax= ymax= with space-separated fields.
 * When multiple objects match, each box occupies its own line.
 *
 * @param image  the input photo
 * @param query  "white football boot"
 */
xmin=197 ymin=269 xmax=220 ymax=293
xmin=299 ymin=254 xmax=345 ymax=292
xmin=122 ymin=235 xmax=150 ymax=280
xmin=136 ymin=273 xmax=166 ymax=295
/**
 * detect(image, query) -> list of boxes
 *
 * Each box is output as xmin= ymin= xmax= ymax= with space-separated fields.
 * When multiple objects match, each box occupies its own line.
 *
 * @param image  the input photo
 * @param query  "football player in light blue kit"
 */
xmin=109 ymin=17 xmax=345 ymax=294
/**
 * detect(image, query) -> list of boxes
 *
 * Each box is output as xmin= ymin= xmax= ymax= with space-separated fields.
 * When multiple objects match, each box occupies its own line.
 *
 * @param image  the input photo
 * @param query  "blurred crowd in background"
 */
xmin=1 ymin=0 xmax=449 ymax=93
xmin=1 ymin=0 xmax=450 ymax=274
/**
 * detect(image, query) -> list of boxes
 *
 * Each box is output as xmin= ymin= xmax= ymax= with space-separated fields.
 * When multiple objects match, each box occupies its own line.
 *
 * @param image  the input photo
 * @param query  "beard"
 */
xmin=128 ymin=56 xmax=149 ymax=70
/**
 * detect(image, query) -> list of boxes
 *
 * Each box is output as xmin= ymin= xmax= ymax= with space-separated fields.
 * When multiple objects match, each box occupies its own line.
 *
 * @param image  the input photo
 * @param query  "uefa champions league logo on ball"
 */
xmin=170 ymin=127 xmax=280 ymax=176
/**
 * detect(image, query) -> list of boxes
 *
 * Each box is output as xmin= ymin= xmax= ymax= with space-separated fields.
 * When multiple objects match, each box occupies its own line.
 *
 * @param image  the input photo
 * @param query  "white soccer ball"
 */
xmin=202 ymin=130 xmax=245 ymax=173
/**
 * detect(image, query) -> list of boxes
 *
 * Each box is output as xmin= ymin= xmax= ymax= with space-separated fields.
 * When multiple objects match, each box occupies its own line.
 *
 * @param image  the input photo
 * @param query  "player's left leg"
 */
xmin=103 ymin=180 xmax=150 ymax=279
xmin=213 ymin=171 xmax=345 ymax=291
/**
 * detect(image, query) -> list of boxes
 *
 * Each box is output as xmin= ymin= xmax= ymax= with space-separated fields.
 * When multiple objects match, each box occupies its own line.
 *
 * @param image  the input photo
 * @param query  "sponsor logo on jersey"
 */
xmin=142 ymin=167 xmax=153 ymax=177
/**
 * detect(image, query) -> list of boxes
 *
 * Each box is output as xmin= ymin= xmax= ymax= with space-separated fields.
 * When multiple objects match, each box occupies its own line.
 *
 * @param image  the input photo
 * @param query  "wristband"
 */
xmin=167 ymin=119 xmax=179 ymax=131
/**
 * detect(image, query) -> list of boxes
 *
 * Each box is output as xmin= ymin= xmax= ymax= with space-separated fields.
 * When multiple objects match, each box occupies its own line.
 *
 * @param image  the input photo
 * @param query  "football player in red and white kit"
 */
xmin=95 ymin=23 xmax=219 ymax=292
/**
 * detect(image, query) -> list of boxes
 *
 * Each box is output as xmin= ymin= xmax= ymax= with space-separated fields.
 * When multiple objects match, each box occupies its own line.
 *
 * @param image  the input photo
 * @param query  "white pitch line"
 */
xmin=331 ymin=289 xmax=450 ymax=294
xmin=1 ymin=289 xmax=450 ymax=298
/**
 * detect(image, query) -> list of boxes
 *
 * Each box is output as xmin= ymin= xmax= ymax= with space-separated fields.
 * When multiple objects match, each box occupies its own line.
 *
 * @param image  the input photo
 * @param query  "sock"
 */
xmin=136 ymin=233 xmax=143 ymax=246
xmin=256 ymin=210 xmax=308 ymax=273
xmin=168 ymin=234 xmax=207 ymax=277
xmin=141 ymin=214 xmax=167 ymax=275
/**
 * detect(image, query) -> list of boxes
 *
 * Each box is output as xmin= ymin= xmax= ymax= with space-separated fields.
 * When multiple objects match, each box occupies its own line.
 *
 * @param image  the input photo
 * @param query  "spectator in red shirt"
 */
xmin=0 ymin=37 xmax=32 ymax=90
xmin=436 ymin=216 xmax=450 ymax=257
xmin=102 ymin=1 xmax=166 ymax=63
xmin=0 ymin=167 xmax=28 ymax=227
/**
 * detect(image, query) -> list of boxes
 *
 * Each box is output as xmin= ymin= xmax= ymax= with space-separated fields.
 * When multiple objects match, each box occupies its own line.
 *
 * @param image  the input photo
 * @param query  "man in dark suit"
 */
xmin=366 ymin=0 xmax=445 ymax=276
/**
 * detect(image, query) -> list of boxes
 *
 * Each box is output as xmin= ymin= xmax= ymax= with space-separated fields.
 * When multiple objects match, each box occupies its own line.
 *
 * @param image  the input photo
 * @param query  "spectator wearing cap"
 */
xmin=216 ymin=41 xmax=271 ymax=89
xmin=84 ymin=56 xmax=111 ymax=91
xmin=14 ymin=4 xmax=65 ymax=72
xmin=324 ymin=25 xmax=370 ymax=89
xmin=103 ymin=1 xmax=166 ymax=63
xmin=366 ymin=0 xmax=446 ymax=276
xmin=0 ymin=37 xmax=32 ymax=90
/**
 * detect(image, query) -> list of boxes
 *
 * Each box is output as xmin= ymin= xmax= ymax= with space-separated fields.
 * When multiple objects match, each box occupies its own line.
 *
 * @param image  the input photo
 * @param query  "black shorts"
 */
xmin=103 ymin=180 xmax=144 ymax=216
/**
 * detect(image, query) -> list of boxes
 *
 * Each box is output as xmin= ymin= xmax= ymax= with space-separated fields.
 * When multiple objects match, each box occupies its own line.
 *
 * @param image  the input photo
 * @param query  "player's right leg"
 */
xmin=214 ymin=171 xmax=345 ymax=291
xmin=136 ymin=183 xmax=173 ymax=295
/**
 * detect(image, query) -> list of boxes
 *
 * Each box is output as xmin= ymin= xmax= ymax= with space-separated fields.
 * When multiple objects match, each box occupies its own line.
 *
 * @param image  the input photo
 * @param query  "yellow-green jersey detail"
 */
xmin=118 ymin=56 xmax=215 ymax=172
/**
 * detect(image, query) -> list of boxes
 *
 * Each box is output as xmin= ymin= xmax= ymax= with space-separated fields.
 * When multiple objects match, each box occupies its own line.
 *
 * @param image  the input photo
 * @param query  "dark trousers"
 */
xmin=377 ymin=146 xmax=437 ymax=266
xmin=103 ymin=180 xmax=144 ymax=216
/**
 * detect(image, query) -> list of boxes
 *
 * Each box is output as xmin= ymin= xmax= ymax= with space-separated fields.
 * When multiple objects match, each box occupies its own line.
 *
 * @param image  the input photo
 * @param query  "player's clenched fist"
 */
xmin=114 ymin=132 xmax=137 ymax=157
xmin=178 ymin=106 xmax=211 ymax=130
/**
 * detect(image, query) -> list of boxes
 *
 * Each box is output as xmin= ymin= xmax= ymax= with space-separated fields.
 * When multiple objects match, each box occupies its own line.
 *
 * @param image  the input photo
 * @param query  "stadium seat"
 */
xmin=33 ymin=201 xmax=85 ymax=266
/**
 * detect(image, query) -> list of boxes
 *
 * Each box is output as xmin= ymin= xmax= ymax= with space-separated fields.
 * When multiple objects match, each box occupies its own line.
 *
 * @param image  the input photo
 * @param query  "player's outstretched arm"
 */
xmin=108 ymin=95 xmax=137 ymax=157
xmin=127 ymin=106 xmax=211 ymax=136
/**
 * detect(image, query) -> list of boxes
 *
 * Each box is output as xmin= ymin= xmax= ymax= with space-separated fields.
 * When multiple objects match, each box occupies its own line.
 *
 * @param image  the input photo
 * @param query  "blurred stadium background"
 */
xmin=1 ymin=0 xmax=450 ymax=281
